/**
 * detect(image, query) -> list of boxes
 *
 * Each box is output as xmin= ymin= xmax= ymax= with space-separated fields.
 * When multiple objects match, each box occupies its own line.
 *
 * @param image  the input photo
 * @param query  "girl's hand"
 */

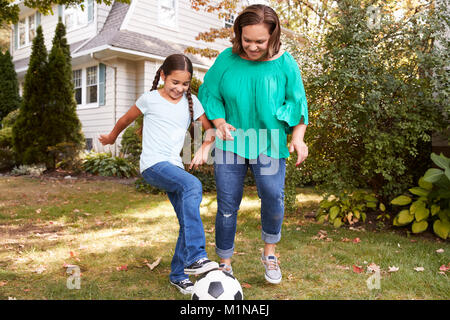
xmin=289 ymin=139 xmax=308 ymax=167
xmin=98 ymin=133 xmax=116 ymax=145
xmin=216 ymin=122 xmax=236 ymax=141
xmin=189 ymin=144 xmax=212 ymax=170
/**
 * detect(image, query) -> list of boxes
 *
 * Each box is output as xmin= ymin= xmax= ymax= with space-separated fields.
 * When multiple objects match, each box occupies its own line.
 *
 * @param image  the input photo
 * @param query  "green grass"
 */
xmin=0 ymin=176 xmax=448 ymax=300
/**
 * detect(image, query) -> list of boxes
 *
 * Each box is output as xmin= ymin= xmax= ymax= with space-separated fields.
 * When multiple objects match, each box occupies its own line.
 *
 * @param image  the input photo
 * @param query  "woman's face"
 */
xmin=161 ymin=70 xmax=191 ymax=101
xmin=241 ymin=23 xmax=271 ymax=61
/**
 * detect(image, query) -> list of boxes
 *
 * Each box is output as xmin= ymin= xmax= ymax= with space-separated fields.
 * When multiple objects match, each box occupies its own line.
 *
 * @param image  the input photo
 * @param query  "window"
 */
xmin=64 ymin=0 xmax=93 ymax=31
xmin=73 ymin=69 xmax=82 ymax=105
xmin=86 ymin=66 xmax=98 ymax=104
xmin=72 ymin=65 xmax=102 ymax=107
xmin=18 ymin=13 xmax=37 ymax=48
xmin=224 ymin=14 xmax=235 ymax=28
xmin=159 ymin=0 xmax=177 ymax=28
xmin=28 ymin=15 xmax=36 ymax=42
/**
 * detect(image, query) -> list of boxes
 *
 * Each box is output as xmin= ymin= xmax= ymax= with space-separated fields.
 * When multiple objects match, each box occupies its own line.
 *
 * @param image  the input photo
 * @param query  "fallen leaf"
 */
xmin=33 ymin=265 xmax=46 ymax=274
xmin=436 ymin=248 xmax=444 ymax=253
xmin=35 ymin=208 xmax=41 ymax=214
xmin=353 ymin=237 xmax=361 ymax=243
xmin=116 ymin=265 xmax=128 ymax=271
xmin=367 ymin=263 xmax=380 ymax=273
xmin=241 ymin=282 xmax=252 ymax=289
xmin=146 ymin=257 xmax=162 ymax=270
xmin=336 ymin=265 xmax=350 ymax=270
xmin=414 ymin=267 xmax=425 ymax=272
xmin=73 ymin=209 xmax=80 ymax=213
xmin=439 ymin=264 xmax=450 ymax=272
xmin=353 ymin=265 xmax=364 ymax=273
xmin=341 ymin=238 xmax=351 ymax=242
xmin=388 ymin=266 xmax=399 ymax=273
xmin=0 ymin=281 xmax=7 ymax=287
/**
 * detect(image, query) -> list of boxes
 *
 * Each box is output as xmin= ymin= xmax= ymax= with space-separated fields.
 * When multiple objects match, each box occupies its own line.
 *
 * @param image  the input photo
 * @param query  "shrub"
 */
xmin=82 ymin=152 xmax=138 ymax=178
xmin=391 ymin=153 xmax=450 ymax=239
xmin=11 ymin=164 xmax=46 ymax=176
xmin=316 ymin=190 xmax=380 ymax=228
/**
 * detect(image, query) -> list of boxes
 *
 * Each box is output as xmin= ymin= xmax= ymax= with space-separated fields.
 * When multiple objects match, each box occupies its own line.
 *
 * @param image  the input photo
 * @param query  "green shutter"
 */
xmin=36 ymin=12 xmax=41 ymax=26
xmin=99 ymin=63 xmax=106 ymax=106
xmin=14 ymin=23 xmax=18 ymax=50
xmin=88 ymin=0 xmax=94 ymax=23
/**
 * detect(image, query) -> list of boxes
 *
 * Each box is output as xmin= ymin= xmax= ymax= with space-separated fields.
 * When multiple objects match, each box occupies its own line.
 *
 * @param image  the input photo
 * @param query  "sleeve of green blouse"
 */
xmin=198 ymin=48 xmax=232 ymax=120
xmin=275 ymin=53 xmax=309 ymax=128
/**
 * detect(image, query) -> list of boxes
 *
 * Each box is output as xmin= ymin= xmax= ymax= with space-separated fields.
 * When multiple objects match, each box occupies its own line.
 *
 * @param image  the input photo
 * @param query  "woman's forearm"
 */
xmin=292 ymin=123 xmax=307 ymax=142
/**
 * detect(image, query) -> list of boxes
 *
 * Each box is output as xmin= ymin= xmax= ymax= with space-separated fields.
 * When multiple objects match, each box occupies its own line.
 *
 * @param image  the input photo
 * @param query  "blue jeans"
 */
xmin=142 ymin=161 xmax=207 ymax=282
xmin=213 ymin=148 xmax=286 ymax=259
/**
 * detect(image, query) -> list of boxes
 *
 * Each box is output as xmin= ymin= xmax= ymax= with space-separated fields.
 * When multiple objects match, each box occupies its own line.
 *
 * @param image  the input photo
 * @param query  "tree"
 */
xmin=45 ymin=19 xmax=84 ymax=169
xmin=295 ymin=0 xmax=449 ymax=201
xmin=12 ymin=25 xmax=49 ymax=165
xmin=0 ymin=49 xmax=20 ymax=125
xmin=1 ymin=0 xmax=130 ymax=25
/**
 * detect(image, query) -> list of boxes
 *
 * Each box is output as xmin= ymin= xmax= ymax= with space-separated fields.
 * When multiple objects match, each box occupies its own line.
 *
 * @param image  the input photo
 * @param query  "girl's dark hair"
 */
xmin=231 ymin=4 xmax=281 ymax=60
xmin=137 ymin=54 xmax=194 ymax=136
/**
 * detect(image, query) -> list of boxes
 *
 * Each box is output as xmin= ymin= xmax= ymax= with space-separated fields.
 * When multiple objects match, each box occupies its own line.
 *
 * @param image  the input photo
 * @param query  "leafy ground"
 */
xmin=0 ymin=176 xmax=448 ymax=300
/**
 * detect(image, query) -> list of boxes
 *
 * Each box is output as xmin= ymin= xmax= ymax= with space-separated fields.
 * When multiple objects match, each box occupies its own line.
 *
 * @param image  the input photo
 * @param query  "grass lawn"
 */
xmin=0 ymin=176 xmax=448 ymax=300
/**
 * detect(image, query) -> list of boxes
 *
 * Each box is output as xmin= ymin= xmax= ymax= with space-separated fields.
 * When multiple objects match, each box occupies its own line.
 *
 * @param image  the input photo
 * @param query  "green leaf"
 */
xmin=333 ymin=218 xmax=342 ymax=228
xmin=433 ymin=219 xmax=450 ymax=239
xmin=411 ymin=220 xmax=428 ymax=233
xmin=363 ymin=194 xmax=378 ymax=202
xmin=391 ymin=195 xmax=412 ymax=206
xmin=408 ymin=187 xmax=430 ymax=197
xmin=329 ymin=206 xmax=340 ymax=220
xmin=366 ymin=202 xmax=376 ymax=208
xmin=423 ymin=168 xmax=444 ymax=183
xmin=397 ymin=210 xmax=414 ymax=225
xmin=430 ymin=204 xmax=440 ymax=216
xmin=430 ymin=152 xmax=450 ymax=170
xmin=414 ymin=206 xmax=429 ymax=222
xmin=379 ymin=203 xmax=386 ymax=212
xmin=418 ymin=177 xmax=433 ymax=190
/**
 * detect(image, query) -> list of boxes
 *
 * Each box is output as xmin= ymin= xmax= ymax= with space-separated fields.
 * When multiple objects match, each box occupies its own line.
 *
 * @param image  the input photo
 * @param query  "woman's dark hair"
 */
xmin=231 ymin=4 xmax=281 ymax=60
xmin=137 ymin=54 xmax=194 ymax=136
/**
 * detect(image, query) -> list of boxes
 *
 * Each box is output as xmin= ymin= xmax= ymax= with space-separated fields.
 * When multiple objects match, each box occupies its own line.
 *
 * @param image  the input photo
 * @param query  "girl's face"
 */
xmin=161 ymin=70 xmax=191 ymax=101
xmin=241 ymin=23 xmax=271 ymax=61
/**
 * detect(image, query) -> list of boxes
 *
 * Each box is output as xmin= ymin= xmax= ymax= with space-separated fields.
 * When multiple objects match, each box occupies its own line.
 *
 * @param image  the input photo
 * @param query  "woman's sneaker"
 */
xmin=170 ymin=279 xmax=194 ymax=295
xmin=261 ymin=254 xmax=282 ymax=284
xmin=184 ymin=258 xmax=219 ymax=275
xmin=219 ymin=263 xmax=233 ymax=275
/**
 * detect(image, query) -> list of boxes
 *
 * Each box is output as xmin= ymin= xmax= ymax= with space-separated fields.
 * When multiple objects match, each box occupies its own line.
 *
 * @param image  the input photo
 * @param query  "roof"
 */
xmin=74 ymin=1 xmax=206 ymax=66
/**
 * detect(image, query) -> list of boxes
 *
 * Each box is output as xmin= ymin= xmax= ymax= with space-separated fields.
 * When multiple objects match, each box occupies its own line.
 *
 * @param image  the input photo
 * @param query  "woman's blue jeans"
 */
xmin=142 ymin=161 xmax=207 ymax=282
xmin=213 ymin=148 xmax=286 ymax=259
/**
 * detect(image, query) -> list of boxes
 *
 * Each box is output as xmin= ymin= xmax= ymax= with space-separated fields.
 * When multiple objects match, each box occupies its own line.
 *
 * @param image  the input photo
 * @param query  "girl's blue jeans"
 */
xmin=142 ymin=161 xmax=207 ymax=282
xmin=213 ymin=148 xmax=286 ymax=259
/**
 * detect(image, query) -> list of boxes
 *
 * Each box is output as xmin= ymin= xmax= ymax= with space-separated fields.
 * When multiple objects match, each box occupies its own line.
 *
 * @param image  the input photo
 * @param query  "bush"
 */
xmin=82 ymin=152 xmax=138 ymax=178
xmin=11 ymin=164 xmax=46 ymax=176
xmin=391 ymin=153 xmax=450 ymax=239
xmin=0 ymin=109 xmax=19 ymax=170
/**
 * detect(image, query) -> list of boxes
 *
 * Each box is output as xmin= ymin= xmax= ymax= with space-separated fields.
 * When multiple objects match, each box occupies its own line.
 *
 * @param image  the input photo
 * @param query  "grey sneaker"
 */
xmin=170 ymin=279 xmax=194 ymax=295
xmin=219 ymin=263 xmax=233 ymax=275
xmin=261 ymin=254 xmax=282 ymax=284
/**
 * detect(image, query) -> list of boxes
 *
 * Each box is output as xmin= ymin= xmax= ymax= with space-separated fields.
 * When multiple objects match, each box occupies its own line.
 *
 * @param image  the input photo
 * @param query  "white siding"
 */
xmin=123 ymin=0 xmax=232 ymax=53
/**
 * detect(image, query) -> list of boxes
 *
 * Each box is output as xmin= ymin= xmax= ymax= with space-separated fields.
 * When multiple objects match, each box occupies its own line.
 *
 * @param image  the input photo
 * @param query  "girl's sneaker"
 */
xmin=184 ymin=258 xmax=219 ymax=275
xmin=261 ymin=254 xmax=282 ymax=284
xmin=219 ymin=263 xmax=233 ymax=275
xmin=170 ymin=279 xmax=194 ymax=295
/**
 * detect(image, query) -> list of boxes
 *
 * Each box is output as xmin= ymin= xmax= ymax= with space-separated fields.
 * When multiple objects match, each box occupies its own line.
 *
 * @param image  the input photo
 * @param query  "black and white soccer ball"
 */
xmin=191 ymin=269 xmax=243 ymax=300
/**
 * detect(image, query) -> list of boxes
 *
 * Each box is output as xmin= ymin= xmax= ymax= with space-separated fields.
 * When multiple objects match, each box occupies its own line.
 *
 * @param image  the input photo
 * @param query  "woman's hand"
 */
xmin=216 ymin=122 xmax=236 ymax=141
xmin=189 ymin=143 xmax=213 ymax=170
xmin=98 ymin=133 xmax=116 ymax=146
xmin=289 ymin=138 xmax=308 ymax=167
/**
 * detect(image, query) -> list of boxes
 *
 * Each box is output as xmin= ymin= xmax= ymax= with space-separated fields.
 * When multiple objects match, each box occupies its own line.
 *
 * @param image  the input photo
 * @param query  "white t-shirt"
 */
xmin=135 ymin=90 xmax=205 ymax=173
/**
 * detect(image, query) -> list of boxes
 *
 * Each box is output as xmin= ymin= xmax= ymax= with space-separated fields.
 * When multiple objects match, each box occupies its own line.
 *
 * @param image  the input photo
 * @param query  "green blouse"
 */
xmin=198 ymin=47 xmax=308 ymax=160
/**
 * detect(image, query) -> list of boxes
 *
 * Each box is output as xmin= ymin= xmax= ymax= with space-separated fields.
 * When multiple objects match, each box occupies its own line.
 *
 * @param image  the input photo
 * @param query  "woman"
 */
xmin=198 ymin=4 xmax=309 ymax=284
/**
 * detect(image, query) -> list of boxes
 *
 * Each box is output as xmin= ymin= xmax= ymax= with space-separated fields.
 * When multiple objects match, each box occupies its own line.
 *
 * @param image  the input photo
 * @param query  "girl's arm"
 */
xmin=99 ymin=105 xmax=142 ymax=145
xmin=289 ymin=123 xmax=308 ymax=166
xmin=189 ymin=114 xmax=216 ymax=170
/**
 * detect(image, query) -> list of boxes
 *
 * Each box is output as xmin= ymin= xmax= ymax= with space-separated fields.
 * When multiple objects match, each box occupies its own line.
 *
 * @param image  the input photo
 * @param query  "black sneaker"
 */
xmin=184 ymin=258 xmax=219 ymax=275
xmin=170 ymin=279 xmax=194 ymax=295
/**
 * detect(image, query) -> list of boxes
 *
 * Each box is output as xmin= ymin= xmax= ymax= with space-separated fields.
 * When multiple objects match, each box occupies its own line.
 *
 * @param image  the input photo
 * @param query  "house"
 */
xmin=10 ymin=0 xmax=238 ymax=154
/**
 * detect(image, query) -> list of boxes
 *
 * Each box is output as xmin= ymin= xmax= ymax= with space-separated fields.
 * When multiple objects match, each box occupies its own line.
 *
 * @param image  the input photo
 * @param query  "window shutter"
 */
xmin=99 ymin=63 xmax=106 ymax=106
xmin=14 ymin=23 xmax=18 ymax=50
xmin=58 ymin=5 xmax=63 ymax=18
xmin=36 ymin=12 xmax=41 ymax=26
xmin=88 ymin=0 xmax=94 ymax=23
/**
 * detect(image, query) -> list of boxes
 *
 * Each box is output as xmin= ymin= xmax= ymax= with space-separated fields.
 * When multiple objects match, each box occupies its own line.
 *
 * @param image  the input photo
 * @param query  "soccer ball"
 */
xmin=191 ymin=270 xmax=243 ymax=300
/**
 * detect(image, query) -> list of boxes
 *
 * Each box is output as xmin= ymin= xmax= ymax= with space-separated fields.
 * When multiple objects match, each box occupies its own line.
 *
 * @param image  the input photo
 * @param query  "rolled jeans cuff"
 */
xmin=215 ymin=245 xmax=235 ymax=259
xmin=261 ymin=229 xmax=281 ymax=244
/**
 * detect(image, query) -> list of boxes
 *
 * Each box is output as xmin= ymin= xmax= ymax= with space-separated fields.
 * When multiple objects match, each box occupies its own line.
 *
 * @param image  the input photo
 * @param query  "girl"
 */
xmin=99 ymin=54 xmax=218 ymax=295
xmin=198 ymin=4 xmax=309 ymax=284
